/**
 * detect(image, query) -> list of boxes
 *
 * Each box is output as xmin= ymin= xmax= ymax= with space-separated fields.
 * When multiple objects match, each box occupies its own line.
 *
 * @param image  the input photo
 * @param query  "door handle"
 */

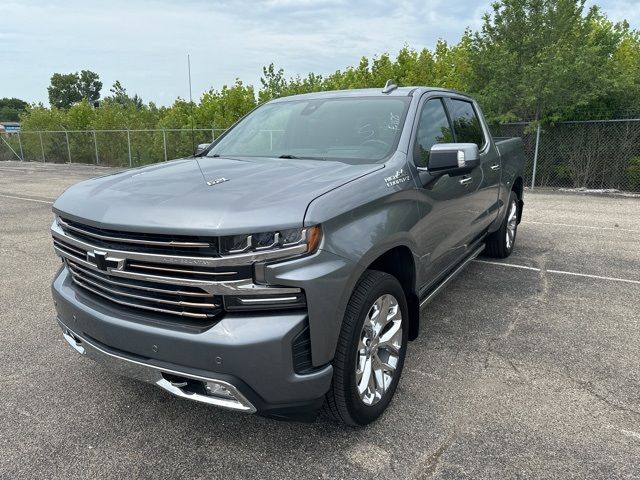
xmin=490 ymin=164 xmax=501 ymax=171
xmin=459 ymin=176 xmax=473 ymax=186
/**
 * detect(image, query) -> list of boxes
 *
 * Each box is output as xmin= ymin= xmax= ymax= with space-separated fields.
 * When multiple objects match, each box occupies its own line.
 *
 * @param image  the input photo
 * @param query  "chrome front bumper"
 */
xmin=58 ymin=320 xmax=256 ymax=413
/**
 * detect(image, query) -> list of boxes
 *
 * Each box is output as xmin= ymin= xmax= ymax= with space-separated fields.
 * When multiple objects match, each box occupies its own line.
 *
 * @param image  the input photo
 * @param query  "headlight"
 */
xmin=219 ymin=225 xmax=321 ymax=256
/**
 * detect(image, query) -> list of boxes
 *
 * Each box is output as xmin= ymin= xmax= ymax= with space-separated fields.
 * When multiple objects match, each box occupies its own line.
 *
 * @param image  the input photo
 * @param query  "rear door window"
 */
xmin=447 ymin=99 xmax=485 ymax=149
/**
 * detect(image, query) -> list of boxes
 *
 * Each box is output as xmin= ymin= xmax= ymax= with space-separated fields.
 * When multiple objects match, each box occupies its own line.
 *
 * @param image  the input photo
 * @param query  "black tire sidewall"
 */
xmin=342 ymin=273 xmax=409 ymax=425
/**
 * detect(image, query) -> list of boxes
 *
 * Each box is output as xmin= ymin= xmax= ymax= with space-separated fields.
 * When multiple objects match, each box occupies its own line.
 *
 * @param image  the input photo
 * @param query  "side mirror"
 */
xmin=195 ymin=143 xmax=210 ymax=155
xmin=427 ymin=143 xmax=480 ymax=174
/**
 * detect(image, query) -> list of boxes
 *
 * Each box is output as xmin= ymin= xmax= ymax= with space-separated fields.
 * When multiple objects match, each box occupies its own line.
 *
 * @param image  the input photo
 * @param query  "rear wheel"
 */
xmin=324 ymin=270 xmax=408 ymax=426
xmin=485 ymin=191 xmax=519 ymax=258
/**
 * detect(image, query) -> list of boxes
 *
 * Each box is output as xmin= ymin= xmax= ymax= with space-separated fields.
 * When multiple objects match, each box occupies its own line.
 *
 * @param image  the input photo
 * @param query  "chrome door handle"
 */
xmin=490 ymin=164 xmax=501 ymax=171
xmin=459 ymin=176 xmax=473 ymax=186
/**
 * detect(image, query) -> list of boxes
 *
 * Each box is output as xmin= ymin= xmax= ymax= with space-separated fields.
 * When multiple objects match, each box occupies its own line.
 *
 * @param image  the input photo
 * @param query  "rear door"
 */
xmin=445 ymin=97 xmax=501 ymax=242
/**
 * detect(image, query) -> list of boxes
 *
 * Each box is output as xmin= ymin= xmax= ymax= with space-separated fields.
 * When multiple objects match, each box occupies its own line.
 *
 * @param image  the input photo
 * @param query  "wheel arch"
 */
xmin=366 ymin=245 xmax=421 ymax=341
xmin=512 ymin=176 xmax=524 ymax=223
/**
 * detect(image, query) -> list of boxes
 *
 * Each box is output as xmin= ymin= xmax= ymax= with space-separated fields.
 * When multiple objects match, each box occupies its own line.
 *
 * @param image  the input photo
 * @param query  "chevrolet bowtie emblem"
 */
xmin=86 ymin=250 xmax=124 ymax=272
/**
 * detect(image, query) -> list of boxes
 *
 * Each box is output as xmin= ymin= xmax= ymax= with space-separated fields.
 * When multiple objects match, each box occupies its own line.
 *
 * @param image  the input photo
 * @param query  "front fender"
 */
xmin=281 ymin=163 xmax=422 ymax=365
xmin=305 ymin=159 xmax=421 ymax=270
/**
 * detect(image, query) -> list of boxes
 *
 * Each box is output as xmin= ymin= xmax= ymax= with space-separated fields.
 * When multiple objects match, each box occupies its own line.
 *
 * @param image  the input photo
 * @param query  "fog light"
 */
xmin=205 ymin=382 xmax=236 ymax=399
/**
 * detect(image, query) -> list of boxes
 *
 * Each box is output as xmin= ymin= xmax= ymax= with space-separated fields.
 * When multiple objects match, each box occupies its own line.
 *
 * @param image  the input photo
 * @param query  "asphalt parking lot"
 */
xmin=1 ymin=160 xmax=639 ymax=479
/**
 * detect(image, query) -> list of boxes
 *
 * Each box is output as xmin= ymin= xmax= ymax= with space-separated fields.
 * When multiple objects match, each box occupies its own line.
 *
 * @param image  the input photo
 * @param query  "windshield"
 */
xmin=206 ymin=97 xmax=410 ymax=163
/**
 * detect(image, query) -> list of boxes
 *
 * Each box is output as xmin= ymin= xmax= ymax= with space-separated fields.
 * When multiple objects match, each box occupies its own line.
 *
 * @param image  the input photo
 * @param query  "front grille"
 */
xmin=66 ymin=259 xmax=222 ymax=319
xmin=53 ymin=234 xmax=227 ymax=319
xmin=51 ymin=217 xmax=304 ymax=323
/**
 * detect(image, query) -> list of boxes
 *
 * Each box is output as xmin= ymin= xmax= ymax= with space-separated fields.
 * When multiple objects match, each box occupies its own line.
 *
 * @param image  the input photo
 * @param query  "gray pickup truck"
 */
xmin=51 ymin=84 xmax=524 ymax=425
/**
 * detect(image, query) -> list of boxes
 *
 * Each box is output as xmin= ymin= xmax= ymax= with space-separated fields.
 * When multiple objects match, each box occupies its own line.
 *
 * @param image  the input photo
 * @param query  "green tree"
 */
xmin=104 ymin=80 xmax=144 ymax=108
xmin=48 ymin=73 xmax=81 ymax=109
xmin=259 ymin=64 xmax=288 ymax=102
xmin=78 ymin=70 xmax=102 ymax=104
xmin=604 ymin=28 xmax=640 ymax=118
xmin=18 ymin=104 xmax=67 ymax=162
xmin=469 ymin=0 xmax=623 ymax=124
xmin=432 ymin=33 xmax=473 ymax=91
xmin=0 ymin=97 xmax=28 ymax=122
xmin=197 ymin=79 xmax=257 ymax=129
xmin=65 ymin=100 xmax=97 ymax=130
xmin=47 ymin=70 xmax=102 ymax=109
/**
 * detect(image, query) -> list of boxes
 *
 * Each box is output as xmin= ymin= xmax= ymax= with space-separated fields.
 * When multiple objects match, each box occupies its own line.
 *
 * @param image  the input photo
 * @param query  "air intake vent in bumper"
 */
xmin=292 ymin=326 xmax=313 ymax=374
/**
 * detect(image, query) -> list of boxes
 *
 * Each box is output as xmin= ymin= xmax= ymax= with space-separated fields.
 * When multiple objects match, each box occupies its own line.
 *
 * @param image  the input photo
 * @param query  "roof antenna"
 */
xmin=188 ymin=53 xmax=196 ymax=155
xmin=382 ymin=79 xmax=398 ymax=94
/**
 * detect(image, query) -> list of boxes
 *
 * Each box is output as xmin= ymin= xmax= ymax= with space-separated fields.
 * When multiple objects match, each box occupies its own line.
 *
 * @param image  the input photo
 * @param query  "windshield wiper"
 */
xmin=278 ymin=154 xmax=325 ymax=160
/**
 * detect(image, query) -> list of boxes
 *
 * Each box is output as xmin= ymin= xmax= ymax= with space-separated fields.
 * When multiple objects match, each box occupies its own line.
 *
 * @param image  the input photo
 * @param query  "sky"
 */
xmin=1 ymin=0 xmax=638 ymax=106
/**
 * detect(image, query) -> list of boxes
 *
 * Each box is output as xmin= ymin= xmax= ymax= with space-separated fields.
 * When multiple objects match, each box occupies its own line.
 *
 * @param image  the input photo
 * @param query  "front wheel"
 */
xmin=324 ymin=270 xmax=408 ymax=426
xmin=485 ymin=191 xmax=519 ymax=258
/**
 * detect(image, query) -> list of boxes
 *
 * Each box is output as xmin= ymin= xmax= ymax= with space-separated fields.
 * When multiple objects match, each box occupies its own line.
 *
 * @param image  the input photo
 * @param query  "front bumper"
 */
xmin=52 ymin=267 xmax=333 ymax=421
xmin=59 ymin=321 xmax=256 ymax=412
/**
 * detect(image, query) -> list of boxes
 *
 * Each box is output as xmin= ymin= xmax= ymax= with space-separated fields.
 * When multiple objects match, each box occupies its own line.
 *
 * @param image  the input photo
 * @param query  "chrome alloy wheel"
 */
xmin=355 ymin=294 xmax=403 ymax=406
xmin=505 ymin=200 xmax=518 ymax=250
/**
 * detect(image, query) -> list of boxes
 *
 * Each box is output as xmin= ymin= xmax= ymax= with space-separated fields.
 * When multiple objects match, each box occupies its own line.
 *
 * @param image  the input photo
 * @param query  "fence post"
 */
xmin=211 ymin=128 xmax=215 ymax=142
xmin=93 ymin=130 xmax=99 ymax=165
xmin=17 ymin=132 xmax=24 ymax=161
xmin=65 ymin=131 xmax=72 ymax=164
xmin=38 ymin=131 xmax=45 ymax=162
xmin=0 ymin=135 xmax=22 ymax=161
xmin=162 ymin=129 xmax=168 ymax=162
xmin=531 ymin=123 xmax=541 ymax=190
xmin=127 ymin=129 xmax=132 ymax=167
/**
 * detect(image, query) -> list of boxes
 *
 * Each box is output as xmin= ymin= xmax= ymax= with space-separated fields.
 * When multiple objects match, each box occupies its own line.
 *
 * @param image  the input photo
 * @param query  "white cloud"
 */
xmin=0 ymin=0 xmax=636 ymax=105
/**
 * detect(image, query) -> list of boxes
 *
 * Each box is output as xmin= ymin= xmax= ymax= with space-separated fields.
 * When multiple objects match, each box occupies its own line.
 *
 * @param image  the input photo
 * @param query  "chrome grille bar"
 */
xmin=58 ymin=217 xmax=212 ymax=248
xmin=53 ymin=238 xmax=85 ymax=258
xmin=126 ymin=262 xmax=238 ymax=277
xmin=69 ymin=269 xmax=218 ymax=309
xmin=52 ymin=221 xmax=307 ymax=267
xmin=72 ymin=277 xmax=215 ymax=319
xmin=66 ymin=261 xmax=212 ymax=297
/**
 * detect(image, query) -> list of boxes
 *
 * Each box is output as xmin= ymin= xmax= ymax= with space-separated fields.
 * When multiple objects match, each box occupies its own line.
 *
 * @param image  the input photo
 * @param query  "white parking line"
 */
xmin=545 ymin=268 xmax=640 ymax=285
xmin=474 ymin=259 xmax=640 ymax=285
xmin=523 ymin=220 xmax=640 ymax=233
xmin=474 ymin=259 xmax=541 ymax=272
xmin=0 ymin=193 xmax=54 ymax=204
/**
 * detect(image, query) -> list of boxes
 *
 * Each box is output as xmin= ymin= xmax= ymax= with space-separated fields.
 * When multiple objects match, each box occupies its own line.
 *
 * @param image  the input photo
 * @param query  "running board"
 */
xmin=419 ymin=244 xmax=485 ymax=308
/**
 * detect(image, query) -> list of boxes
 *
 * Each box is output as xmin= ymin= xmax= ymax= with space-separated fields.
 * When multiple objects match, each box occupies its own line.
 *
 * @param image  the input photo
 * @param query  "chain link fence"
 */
xmin=493 ymin=119 xmax=640 ymax=192
xmin=2 ymin=120 xmax=640 ymax=192
xmin=0 ymin=128 xmax=225 ymax=167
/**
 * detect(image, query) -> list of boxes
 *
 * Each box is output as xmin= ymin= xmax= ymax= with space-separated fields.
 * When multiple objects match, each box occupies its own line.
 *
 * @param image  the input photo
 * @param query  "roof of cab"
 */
xmin=268 ymin=86 xmax=471 ymax=103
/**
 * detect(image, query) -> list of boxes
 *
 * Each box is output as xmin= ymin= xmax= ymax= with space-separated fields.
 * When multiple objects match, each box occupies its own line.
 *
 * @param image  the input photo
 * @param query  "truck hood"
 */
xmin=53 ymin=157 xmax=382 ymax=235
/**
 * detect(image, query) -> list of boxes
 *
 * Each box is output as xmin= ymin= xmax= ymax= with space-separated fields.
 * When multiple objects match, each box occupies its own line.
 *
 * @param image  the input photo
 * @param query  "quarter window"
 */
xmin=414 ymin=99 xmax=454 ymax=168
xmin=448 ymin=99 xmax=485 ymax=148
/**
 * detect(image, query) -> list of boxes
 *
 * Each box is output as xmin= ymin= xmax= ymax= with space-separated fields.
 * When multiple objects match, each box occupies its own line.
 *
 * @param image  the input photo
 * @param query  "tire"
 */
xmin=323 ymin=270 xmax=409 ymax=426
xmin=485 ymin=191 xmax=519 ymax=258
